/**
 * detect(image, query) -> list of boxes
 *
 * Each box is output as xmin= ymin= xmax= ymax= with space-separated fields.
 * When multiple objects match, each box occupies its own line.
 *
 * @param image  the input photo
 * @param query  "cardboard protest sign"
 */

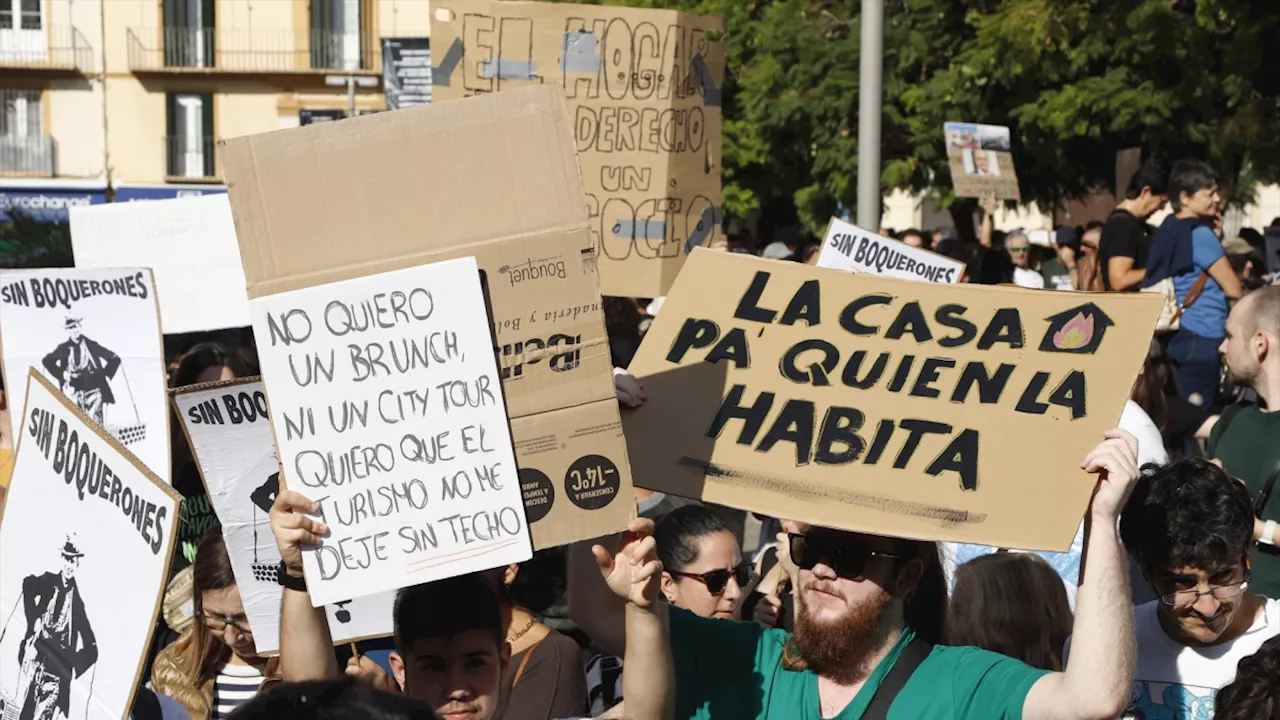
xmin=944 ymin=122 xmax=1020 ymax=201
xmin=623 ymin=249 xmax=1163 ymax=551
xmin=221 ymin=85 xmax=633 ymax=550
xmin=818 ymin=218 xmax=964 ymax=284
xmin=248 ymin=258 xmax=532 ymax=606
xmin=430 ymin=1 xmax=726 ymax=298
xmin=0 ymin=269 xmax=169 ymax=483
xmin=172 ymin=378 xmax=394 ymax=652
xmin=0 ymin=371 xmax=179 ymax=720
xmin=70 ymin=195 xmax=250 ymax=334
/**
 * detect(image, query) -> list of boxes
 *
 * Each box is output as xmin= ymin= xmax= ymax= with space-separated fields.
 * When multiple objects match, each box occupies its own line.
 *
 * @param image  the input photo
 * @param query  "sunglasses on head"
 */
xmin=670 ymin=562 xmax=752 ymax=595
xmin=789 ymin=533 xmax=899 ymax=580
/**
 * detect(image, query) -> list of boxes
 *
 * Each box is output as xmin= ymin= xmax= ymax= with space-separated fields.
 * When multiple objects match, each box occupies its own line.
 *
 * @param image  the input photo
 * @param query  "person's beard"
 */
xmin=793 ymin=581 xmax=895 ymax=684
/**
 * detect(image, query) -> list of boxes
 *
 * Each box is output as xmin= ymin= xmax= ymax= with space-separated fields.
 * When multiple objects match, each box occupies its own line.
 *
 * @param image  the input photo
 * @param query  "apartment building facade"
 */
xmin=1 ymin=0 xmax=429 ymax=219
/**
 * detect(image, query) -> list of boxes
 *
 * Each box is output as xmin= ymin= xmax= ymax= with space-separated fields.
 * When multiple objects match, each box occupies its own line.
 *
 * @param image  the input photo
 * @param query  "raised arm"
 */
xmin=619 ymin=526 xmax=671 ymax=720
xmin=567 ymin=525 xmax=642 ymax=658
xmin=1023 ymin=430 xmax=1139 ymax=720
xmin=270 ymin=488 xmax=341 ymax=682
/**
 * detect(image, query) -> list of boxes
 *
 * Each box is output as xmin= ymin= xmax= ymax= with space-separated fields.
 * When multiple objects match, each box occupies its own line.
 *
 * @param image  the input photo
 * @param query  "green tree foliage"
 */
xmin=551 ymin=0 xmax=1280 ymax=234
xmin=0 ymin=210 xmax=75 ymax=268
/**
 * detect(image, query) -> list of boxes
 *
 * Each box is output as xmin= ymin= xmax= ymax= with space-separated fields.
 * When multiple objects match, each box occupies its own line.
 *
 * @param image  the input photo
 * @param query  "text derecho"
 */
xmin=252 ymin=258 xmax=531 ymax=605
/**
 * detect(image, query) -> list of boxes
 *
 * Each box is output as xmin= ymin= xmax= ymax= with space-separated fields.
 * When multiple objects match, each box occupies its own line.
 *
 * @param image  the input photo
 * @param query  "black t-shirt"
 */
xmin=1099 ymin=209 xmax=1151 ymax=291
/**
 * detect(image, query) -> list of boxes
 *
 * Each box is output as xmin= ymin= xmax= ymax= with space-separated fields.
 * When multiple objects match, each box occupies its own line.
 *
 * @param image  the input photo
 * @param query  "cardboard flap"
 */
xmin=624 ymin=249 xmax=1163 ymax=551
xmin=222 ymin=85 xmax=589 ymax=299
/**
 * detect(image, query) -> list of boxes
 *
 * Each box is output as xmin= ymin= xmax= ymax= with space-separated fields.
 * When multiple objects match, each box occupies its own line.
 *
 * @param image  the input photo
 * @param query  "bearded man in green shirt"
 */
xmin=571 ymin=430 xmax=1141 ymax=720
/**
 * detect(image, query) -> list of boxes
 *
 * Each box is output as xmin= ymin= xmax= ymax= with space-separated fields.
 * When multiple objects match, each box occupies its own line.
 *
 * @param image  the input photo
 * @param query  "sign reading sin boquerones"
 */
xmin=430 ymin=1 xmax=726 ymax=298
xmin=624 ymin=250 xmax=1163 ymax=552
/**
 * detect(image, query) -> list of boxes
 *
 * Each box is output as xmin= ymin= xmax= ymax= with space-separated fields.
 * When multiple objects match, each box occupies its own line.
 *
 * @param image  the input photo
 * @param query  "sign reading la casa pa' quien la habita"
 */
xmin=623 ymin=249 xmax=1163 ymax=552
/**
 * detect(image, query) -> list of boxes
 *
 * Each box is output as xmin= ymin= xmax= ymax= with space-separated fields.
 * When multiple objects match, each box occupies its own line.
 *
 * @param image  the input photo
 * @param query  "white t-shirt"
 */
xmin=1122 ymin=598 xmax=1280 ymax=718
xmin=1013 ymin=266 xmax=1046 ymax=289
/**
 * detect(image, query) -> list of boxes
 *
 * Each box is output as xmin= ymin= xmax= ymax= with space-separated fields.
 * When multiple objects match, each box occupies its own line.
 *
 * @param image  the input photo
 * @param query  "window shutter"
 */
xmin=165 ymin=94 xmax=178 ymax=176
xmin=201 ymin=94 xmax=214 ymax=177
xmin=201 ymin=0 xmax=215 ymax=66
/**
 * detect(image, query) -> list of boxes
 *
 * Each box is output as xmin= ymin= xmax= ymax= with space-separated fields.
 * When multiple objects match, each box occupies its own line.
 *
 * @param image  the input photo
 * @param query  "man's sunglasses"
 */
xmin=789 ymin=533 xmax=899 ymax=580
xmin=1008 ymin=246 xmax=1030 ymax=253
xmin=670 ymin=563 xmax=753 ymax=595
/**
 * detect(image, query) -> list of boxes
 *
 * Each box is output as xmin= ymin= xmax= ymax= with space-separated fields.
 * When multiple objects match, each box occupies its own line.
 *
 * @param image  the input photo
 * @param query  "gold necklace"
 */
xmin=506 ymin=615 xmax=540 ymax=644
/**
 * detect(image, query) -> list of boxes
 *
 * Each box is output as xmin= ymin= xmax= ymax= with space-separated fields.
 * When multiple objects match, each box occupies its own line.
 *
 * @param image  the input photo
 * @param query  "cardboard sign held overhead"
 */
xmin=944 ymin=122 xmax=1020 ymax=202
xmin=623 ymin=249 xmax=1162 ymax=551
xmin=0 ymin=268 xmax=170 ymax=483
xmin=430 ymin=1 xmax=726 ymax=298
xmin=818 ymin=218 xmax=964 ymax=284
xmin=172 ymin=378 xmax=395 ymax=651
xmin=221 ymin=85 xmax=633 ymax=551
xmin=0 ymin=371 xmax=180 ymax=720
xmin=69 ymin=196 xmax=250 ymax=334
xmin=247 ymin=258 xmax=532 ymax=606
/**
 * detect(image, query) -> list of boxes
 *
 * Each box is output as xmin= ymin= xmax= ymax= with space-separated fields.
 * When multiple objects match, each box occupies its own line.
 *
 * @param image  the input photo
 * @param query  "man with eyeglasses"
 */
xmin=1007 ymin=231 xmax=1046 ymax=289
xmin=571 ymin=430 xmax=1142 ymax=719
xmin=1113 ymin=457 xmax=1280 ymax=717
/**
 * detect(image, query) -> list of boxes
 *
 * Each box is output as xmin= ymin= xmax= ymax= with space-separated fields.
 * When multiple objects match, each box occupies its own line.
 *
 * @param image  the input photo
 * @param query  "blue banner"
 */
xmin=0 ymin=187 xmax=108 ymax=222
xmin=113 ymin=185 xmax=227 ymax=202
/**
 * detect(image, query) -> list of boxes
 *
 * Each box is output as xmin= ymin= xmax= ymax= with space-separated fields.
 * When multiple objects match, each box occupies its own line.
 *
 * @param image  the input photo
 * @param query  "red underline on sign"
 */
xmin=407 ymin=539 xmax=522 ymax=573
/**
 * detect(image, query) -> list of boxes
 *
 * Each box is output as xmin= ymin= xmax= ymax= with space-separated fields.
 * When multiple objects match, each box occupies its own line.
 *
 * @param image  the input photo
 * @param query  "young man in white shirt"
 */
xmin=1116 ymin=458 xmax=1280 ymax=717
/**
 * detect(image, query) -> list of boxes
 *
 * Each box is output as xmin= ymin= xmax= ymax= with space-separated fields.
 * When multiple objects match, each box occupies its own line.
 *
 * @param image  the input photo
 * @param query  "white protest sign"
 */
xmin=818 ymin=218 xmax=964 ymax=284
xmin=251 ymin=257 xmax=532 ymax=606
xmin=70 ymin=195 xmax=251 ymax=334
xmin=0 ymin=371 xmax=179 ymax=720
xmin=0 ymin=268 xmax=170 ymax=483
xmin=172 ymin=379 xmax=395 ymax=653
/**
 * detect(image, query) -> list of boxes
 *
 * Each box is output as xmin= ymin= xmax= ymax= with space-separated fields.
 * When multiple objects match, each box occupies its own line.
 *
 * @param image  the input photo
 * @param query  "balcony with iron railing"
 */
xmin=0 ymin=135 xmax=55 ymax=177
xmin=127 ymin=28 xmax=377 ymax=74
xmin=165 ymin=134 xmax=219 ymax=182
xmin=0 ymin=25 xmax=95 ymax=72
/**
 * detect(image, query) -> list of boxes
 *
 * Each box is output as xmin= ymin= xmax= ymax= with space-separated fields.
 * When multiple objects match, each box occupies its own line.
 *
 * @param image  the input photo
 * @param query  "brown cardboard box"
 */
xmin=220 ymin=86 xmax=632 ymax=549
xmin=431 ymin=0 xmax=726 ymax=298
xmin=624 ymin=249 xmax=1162 ymax=551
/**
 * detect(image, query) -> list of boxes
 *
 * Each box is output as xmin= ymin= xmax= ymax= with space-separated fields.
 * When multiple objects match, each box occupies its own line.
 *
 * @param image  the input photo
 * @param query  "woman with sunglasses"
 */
xmin=654 ymin=505 xmax=750 ymax=619
xmin=153 ymin=530 xmax=279 ymax=718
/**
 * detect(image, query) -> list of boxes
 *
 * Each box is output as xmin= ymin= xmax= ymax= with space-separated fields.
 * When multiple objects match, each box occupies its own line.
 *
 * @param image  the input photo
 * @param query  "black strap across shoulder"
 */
xmin=861 ymin=637 xmax=933 ymax=720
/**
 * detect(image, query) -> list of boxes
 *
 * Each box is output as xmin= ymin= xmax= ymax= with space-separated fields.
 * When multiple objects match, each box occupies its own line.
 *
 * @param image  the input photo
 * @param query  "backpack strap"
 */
xmin=511 ymin=640 xmax=543 ymax=687
xmin=1254 ymin=456 xmax=1280 ymax=518
xmin=1171 ymin=269 xmax=1211 ymax=324
xmin=861 ymin=638 xmax=933 ymax=720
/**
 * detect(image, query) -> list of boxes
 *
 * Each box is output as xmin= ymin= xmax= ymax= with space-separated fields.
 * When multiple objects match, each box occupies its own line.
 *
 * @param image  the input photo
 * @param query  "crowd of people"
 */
xmin=0 ymin=155 xmax=1279 ymax=720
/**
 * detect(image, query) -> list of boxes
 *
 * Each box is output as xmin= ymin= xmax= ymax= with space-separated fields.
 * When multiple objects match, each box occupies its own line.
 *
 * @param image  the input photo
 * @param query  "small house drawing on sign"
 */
xmin=1039 ymin=303 xmax=1116 ymax=355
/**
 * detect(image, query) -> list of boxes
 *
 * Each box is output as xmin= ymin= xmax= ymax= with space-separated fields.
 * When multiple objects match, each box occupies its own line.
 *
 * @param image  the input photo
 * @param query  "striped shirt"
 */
xmin=212 ymin=662 xmax=265 ymax=718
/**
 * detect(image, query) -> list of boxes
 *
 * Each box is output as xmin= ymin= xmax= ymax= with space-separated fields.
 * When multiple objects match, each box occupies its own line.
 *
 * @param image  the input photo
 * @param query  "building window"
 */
xmin=310 ymin=0 xmax=364 ymax=70
xmin=0 ymin=89 xmax=53 ymax=175
xmin=0 ymin=89 xmax=40 ymax=138
xmin=166 ymin=93 xmax=215 ymax=179
xmin=163 ymin=0 xmax=215 ymax=68
xmin=0 ymin=0 xmax=43 ymax=31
